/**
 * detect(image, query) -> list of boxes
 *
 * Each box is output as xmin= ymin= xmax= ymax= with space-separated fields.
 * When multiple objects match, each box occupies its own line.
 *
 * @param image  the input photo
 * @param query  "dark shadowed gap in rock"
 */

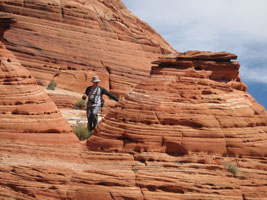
xmin=158 ymin=186 xmax=185 ymax=194
xmin=11 ymin=110 xmax=30 ymax=115
xmin=15 ymin=101 xmax=23 ymax=105
xmin=6 ymin=183 xmax=36 ymax=198
xmin=159 ymin=119 xmax=203 ymax=129
xmin=25 ymin=101 xmax=35 ymax=104
xmin=42 ymin=129 xmax=61 ymax=133
xmin=202 ymin=90 xmax=212 ymax=95
xmin=61 ymin=7 xmax=64 ymax=18
xmin=147 ymin=186 xmax=157 ymax=191
xmin=194 ymin=66 xmax=202 ymax=71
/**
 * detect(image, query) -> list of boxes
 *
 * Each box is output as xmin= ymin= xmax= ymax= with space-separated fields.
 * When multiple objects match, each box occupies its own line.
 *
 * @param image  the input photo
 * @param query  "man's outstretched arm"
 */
xmin=101 ymin=87 xmax=119 ymax=102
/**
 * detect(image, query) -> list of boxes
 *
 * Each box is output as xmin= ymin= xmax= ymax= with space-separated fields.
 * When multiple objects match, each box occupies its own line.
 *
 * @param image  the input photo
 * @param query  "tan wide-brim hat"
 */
xmin=91 ymin=75 xmax=100 ymax=83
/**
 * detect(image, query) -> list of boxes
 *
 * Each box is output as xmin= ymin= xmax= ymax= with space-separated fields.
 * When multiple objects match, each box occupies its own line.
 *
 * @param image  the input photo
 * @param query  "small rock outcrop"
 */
xmin=88 ymin=51 xmax=267 ymax=157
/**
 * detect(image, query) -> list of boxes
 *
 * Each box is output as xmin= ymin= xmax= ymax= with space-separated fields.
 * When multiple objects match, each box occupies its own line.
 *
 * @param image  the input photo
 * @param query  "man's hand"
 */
xmin=82 ymin=94 xmax=87 ymax=100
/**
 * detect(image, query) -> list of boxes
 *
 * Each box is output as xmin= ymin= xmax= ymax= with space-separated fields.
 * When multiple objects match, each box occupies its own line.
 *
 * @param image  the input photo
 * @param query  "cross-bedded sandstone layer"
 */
xmin=88 ymin=51 xmax=267 ymax=158
xmin=0 ymin=40 xmax=79 ymax=143
xmin=1 ymin=39 xmax=266 ymax=199
xmin=1 ymin=2 xmax=267 ymax=199
xmin=0 ymin=0 xmax=175 ymax=96
xmin=1 ymin=146 xmax=267 ymax=200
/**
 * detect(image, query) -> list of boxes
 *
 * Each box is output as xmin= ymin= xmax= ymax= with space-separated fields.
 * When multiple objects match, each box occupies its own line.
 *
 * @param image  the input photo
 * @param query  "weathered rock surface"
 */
xmin=88 ymin=51 xmax=267 ymax=158
xmin=1 ymin=147 xmax=267 ymax=199
xmin=0 ymin=40 xmax=77 ymax=136
xmin=1 ymin=1 xmax=267 ymax=200
xmin=0 ymin=0 xmax=175 ymax=96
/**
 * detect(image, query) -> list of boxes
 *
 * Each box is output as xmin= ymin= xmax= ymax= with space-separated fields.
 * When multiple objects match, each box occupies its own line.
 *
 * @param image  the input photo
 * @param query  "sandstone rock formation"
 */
xmin=0 ymin=33 xmax=141 ymax=200
xmin=1 ymin=1 xmax=267 ymax=200
xmin=2 ymin=144 xmax=267 ymax=199
xmin=0 ymin=39 xmax=79 ymax=142
xmin=0 ymin=0 xmax=175 ymax=96
xmin=88 ymin=51 xmax=267 ymax=158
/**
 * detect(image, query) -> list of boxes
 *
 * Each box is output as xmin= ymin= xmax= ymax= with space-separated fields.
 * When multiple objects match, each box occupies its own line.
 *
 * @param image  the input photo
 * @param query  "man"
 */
xmin=82 ymin=75 xmax=119 ymax=132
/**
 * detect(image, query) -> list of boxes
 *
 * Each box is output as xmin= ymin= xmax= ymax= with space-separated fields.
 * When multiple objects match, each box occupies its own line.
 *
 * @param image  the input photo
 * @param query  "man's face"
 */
xmin=93 ymin=82 xmax=99 ymax=87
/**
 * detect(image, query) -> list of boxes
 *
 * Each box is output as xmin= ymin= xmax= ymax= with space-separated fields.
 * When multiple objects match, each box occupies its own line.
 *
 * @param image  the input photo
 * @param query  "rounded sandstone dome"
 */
xmin=87 ymin=51 xmax=267 ymax=157
xmin=0 ymin=42 xmax=74 ymax=136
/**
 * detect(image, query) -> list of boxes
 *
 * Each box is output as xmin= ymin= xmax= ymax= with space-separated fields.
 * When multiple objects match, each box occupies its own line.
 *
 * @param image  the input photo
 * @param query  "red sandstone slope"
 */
xmin=0 ymin=14 xmax=79 ymax=145
xmin=0 ymin=0 xmax=175 ymax=96
xmin=1 ymin=2 xmax=267 ymax=200
xmin=0 ymin=39 xmax=80 ymax=144
xmin=88 ymin=51 xmax=267 ymax=157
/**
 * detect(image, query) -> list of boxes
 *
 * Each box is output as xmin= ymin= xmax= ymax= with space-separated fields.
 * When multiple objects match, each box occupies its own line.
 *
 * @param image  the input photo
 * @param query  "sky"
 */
xmin=121 ymin=0 xmax=267 ymax=109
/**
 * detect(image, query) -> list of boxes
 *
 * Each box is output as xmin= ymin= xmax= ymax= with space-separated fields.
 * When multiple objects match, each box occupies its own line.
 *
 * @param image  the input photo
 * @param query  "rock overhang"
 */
xmin=151 ymin=50 xmax=245 ymax=91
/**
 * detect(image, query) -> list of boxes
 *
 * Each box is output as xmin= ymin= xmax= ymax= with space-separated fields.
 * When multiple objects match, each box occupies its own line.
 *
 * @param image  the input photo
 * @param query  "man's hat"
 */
xmin=91 ymin=75 xmax=100 ymax=83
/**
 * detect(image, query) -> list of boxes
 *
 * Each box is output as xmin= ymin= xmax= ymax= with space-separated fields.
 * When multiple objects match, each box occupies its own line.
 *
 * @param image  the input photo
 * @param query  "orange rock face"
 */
xmin=1 ymin=2 xmax=267 ymax=200
xmin=0 ymin=41 xmax=74 ymax=135
xmin=0 ymin=0 xmax=175 ymax=96
xmin=0 ymin=38 xmax=139 ymax=200
xmin=88 ymin=51 xmax=267 ymax=157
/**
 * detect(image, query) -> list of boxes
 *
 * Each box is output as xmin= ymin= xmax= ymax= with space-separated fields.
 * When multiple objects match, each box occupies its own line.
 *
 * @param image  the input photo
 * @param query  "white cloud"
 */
xmin=123 ymin=0 xmax=267 ymax=44
xmin=122 ymin=0 xmax=267 ymax=85
xmin=240 ymin=66 xmax=267 ymax=84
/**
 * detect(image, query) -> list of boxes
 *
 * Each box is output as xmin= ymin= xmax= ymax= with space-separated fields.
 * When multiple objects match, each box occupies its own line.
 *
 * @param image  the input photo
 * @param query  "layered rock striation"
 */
xmin=1 ymin=1 xmax=267 ymax=199
xmin=88 ymin=51 xmax=267 ymax=157
xmin=0 ymin=38 xmax=138 ymax=200
xmin=2 ymin=149 xmax=267 ymax=200
xmin=0 ymin=40 xmax=78 ymax=144
xmin=0 ymin=0 xmax=175 ymax=95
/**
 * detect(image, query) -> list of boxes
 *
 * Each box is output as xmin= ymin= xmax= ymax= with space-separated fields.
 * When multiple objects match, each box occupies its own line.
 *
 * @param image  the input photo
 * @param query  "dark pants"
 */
xmin=86 ymin=106 xmax=100 ymax=131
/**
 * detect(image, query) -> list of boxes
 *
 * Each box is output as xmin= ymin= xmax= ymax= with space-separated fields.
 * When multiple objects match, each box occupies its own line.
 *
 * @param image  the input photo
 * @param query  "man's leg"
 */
xmin=91 ymin=106 xmax=100 ymax=130
xmin=86 ymin=107 xmax=93 ymax=131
